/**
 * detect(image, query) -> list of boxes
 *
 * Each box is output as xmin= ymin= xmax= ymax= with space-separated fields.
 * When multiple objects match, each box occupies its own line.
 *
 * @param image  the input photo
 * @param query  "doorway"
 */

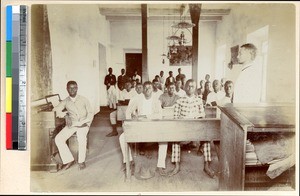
xmin=125 ymin=53 xmax=142 ymax=82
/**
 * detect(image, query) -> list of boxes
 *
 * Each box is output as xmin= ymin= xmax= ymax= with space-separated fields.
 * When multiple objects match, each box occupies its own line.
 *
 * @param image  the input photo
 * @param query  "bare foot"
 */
xmin=168 ymin=163 xmax=180 ymax=177
xmin=204 ymin=163 xmax=215 ymax=178
xmin=157 ymin=167 xmax=167 ymax=176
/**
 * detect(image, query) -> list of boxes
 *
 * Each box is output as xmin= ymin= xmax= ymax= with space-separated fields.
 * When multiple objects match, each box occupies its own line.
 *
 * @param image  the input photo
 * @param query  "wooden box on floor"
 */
xmin=244 ymin=165 xmax=295 ymax=190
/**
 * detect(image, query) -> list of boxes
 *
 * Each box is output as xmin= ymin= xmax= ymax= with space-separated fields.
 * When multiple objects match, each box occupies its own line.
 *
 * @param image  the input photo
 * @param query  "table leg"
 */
xmin=125 ymin=142 xmax=131 ymax=180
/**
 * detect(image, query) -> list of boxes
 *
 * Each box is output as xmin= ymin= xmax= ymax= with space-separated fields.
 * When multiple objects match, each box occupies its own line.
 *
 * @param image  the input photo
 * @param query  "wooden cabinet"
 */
xmin=218 ymin=103 xmax=295 ymax=190
xmin=30 ymin=108 xmax=66 ymax=172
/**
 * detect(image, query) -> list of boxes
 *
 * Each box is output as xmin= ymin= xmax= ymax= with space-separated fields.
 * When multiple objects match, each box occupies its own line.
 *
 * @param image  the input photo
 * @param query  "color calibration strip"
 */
xmin=6 ymin=5 xmax=27 ymax=150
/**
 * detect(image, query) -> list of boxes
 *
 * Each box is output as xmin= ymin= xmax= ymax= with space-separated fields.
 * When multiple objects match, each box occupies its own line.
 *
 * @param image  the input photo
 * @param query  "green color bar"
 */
xmin=6 ymin=41 xmax=12 ymax=77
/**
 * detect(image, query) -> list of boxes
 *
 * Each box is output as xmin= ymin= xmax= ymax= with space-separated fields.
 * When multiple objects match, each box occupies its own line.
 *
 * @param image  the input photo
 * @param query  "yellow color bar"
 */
xmin=6 ymin=77 xmax=12 ymax=113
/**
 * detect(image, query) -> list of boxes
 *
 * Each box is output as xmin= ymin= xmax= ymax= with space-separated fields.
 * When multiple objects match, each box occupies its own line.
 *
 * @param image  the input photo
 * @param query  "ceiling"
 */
xmin=98 ymin=3 xmax=233 ymax=22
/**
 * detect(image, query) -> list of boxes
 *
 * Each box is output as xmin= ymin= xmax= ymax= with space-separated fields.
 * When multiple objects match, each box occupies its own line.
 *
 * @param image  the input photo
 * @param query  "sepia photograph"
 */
xmin=4 ymin=0 xmax=296 ymax=194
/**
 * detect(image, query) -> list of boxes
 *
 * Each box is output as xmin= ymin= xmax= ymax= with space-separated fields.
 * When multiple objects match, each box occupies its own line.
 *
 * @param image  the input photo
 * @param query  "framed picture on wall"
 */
xmin=228 ymin=45 xmax=239 ymax=69
xmin=167 ymin=45 xmax=192 ymax=66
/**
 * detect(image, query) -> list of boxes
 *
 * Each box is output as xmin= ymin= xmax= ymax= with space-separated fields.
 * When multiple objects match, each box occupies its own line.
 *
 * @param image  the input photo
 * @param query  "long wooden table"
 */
xmin=122 ymin=118 xmax=220 ymax=179
xmin=218 ymin=103 xmax=295 ymax=190
xmin=117 ymin=105 xmax=218 ymax=121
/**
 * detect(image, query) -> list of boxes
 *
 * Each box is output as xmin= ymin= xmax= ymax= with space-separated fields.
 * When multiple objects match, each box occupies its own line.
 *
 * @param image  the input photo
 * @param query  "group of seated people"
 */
xmin=106 ymin=75 xmax=235 ymax=179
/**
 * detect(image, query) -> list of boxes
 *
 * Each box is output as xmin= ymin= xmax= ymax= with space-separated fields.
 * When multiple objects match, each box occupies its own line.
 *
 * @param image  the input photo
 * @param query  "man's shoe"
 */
xmin=63 ymin=160 xmax=75 ymax=170
xmin=106 ymin=131 xmax=118 ymax=137
xmin=78 ymin=162 xmax=86 ymax=170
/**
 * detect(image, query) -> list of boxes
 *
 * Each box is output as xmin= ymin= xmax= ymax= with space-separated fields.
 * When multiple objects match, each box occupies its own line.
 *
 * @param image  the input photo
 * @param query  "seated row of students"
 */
xmin=118 ymin=79 xmax=233 ymax=178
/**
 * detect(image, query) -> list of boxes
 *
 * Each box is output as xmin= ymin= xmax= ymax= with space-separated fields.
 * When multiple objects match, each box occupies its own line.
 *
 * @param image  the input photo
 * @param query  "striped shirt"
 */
xmin=174 ymin=95 xmax=205 ymax=119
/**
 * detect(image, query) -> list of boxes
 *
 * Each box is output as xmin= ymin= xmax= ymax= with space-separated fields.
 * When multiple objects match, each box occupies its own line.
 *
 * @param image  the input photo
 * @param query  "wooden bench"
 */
xmin=122 ymin=118 xmax=220 ymax=179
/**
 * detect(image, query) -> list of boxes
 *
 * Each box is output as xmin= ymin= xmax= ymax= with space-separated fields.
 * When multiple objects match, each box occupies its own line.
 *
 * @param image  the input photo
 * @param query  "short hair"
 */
xmin=143 ymin=81 xmax=153 ymax=87
xmin=224 ymin=80 xmax=233 ymax=86
xmin=67 ymin=80 xmax=77 ymax=87
xmin=212 ymin=79 xmax=220 ymax=85
xmin=167 ymin=82 xmax=175 ymax=88
xmin=241 ymin=43 xmax=257 ymax=60
xmin=136 ymin=82 xmax=143 ymax=86
xmin=176 ymin=79 xmax=182 ymax=84
xmin=185 ymin=79 xmax=196 ymax=88
xmin=152 ymin=78 xmax=159 ymax=83
xmin=169 ymin=71 xmax=173 ymax=74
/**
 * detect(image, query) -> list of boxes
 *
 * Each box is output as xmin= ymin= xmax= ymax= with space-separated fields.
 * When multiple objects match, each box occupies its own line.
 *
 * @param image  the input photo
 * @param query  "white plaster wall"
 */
xmin=215 ymin=3 xmax=296 ymax=103
xmin=197 ymin=21 xmax=216 ymax=84
xmin=110 ymin=19 xmax=216 ymax=86
xmin=110 ymin=20 xmax=141 ymax=75
xmin=47 ymin=4 xmax=110 ymax=113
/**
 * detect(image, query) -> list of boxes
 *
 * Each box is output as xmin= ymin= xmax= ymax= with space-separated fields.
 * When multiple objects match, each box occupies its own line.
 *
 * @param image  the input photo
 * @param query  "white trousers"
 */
xmin=55 ymin=126 xmax=89 ymax=164
xmin=119 ymin=133 xmax=168 ymax=168
xmin=110 ymin=111 xmax=117 ymax=125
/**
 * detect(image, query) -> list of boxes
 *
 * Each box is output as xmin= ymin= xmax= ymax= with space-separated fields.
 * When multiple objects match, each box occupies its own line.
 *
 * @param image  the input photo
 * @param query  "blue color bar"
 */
xmin=6 ymin=6 xmax=12 ymax=41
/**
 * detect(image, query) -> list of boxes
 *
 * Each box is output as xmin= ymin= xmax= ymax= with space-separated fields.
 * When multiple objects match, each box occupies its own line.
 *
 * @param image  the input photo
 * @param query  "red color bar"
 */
xmin=6 ymin=113 xmax=12 ymax=149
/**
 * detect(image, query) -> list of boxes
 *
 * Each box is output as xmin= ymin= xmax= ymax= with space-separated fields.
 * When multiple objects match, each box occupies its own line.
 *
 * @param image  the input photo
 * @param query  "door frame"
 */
xmin=123 ymin=48 xmax=142 ymax=79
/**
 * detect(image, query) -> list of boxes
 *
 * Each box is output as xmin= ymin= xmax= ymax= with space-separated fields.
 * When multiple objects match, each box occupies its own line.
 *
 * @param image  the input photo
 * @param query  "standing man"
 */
xmin=117 ymin=68 xmax=128 ymax=91
xmin=234 ymin=43 xmax=262 ymax=103
xmin=205 ymin=74 xmax=211 ymax=83
xmin=132 ymin=69 xmax=141 ymax=83
xmin=104 ymin=67 xmax=117 ymax=109
xmin=159 ymin=70 xmax=166 ymax=90
xmin=169 ymin=79 xmax=215 ymax=178
xmin=54 ymin=81 xmax=93 ymax=170
xmin=165 ymin=71 xmax=176 ymax=88
xmin=175 ymin=68 xmax=186 ymax=87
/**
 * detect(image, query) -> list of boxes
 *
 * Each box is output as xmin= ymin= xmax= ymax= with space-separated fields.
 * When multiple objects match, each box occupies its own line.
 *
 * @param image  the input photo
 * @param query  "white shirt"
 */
xmin=218 ymin=96 xmax=232 ymax=106
xmin=141 ymin=97 xmax=153 ymax=116
xmin=119 ymin=89 xmax=137 ymax=101
xmin=132 ymin=74 xmax=141 ymax=82
xmin=160 ymin=76 xmax=165 ymax=87
xmin=233 ymin=62 xmax=262 ymax=103
xmin=152 ymin=89 xmax=164 ymax=100
xmin=206 ymin=91 xmax=226 ymax=105
xmin=125 ymin=94 xmax=162 ymax=119
xmin=174 ymin=88 xmax=186 ymax=97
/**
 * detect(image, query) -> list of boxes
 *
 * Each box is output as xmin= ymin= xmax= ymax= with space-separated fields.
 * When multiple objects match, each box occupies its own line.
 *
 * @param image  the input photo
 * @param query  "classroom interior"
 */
xmin=4 ymin=2 xmax=297 ymax=194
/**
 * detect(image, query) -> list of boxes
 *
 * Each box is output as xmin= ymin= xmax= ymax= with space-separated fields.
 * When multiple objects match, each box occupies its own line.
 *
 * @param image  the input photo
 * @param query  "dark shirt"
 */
xmin=104 ymin=74 xmax=116 ymax=90
xmin=202 ymin=90 xmax=211 ymax=104
xmin=176 ymin=74 xmax=186 ymax=85
xmin=165 ymin=76 xmax=175 ymax=88
xmin=117 ymin=74 xmax=128 ymax=90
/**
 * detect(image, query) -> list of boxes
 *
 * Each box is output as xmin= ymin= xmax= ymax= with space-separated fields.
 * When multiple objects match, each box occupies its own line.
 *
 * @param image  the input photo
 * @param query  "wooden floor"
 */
xmin=30 ymin=107 xmax=220 ymax=193
xmin=30 ymin=107 xmax=294 ymax=193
